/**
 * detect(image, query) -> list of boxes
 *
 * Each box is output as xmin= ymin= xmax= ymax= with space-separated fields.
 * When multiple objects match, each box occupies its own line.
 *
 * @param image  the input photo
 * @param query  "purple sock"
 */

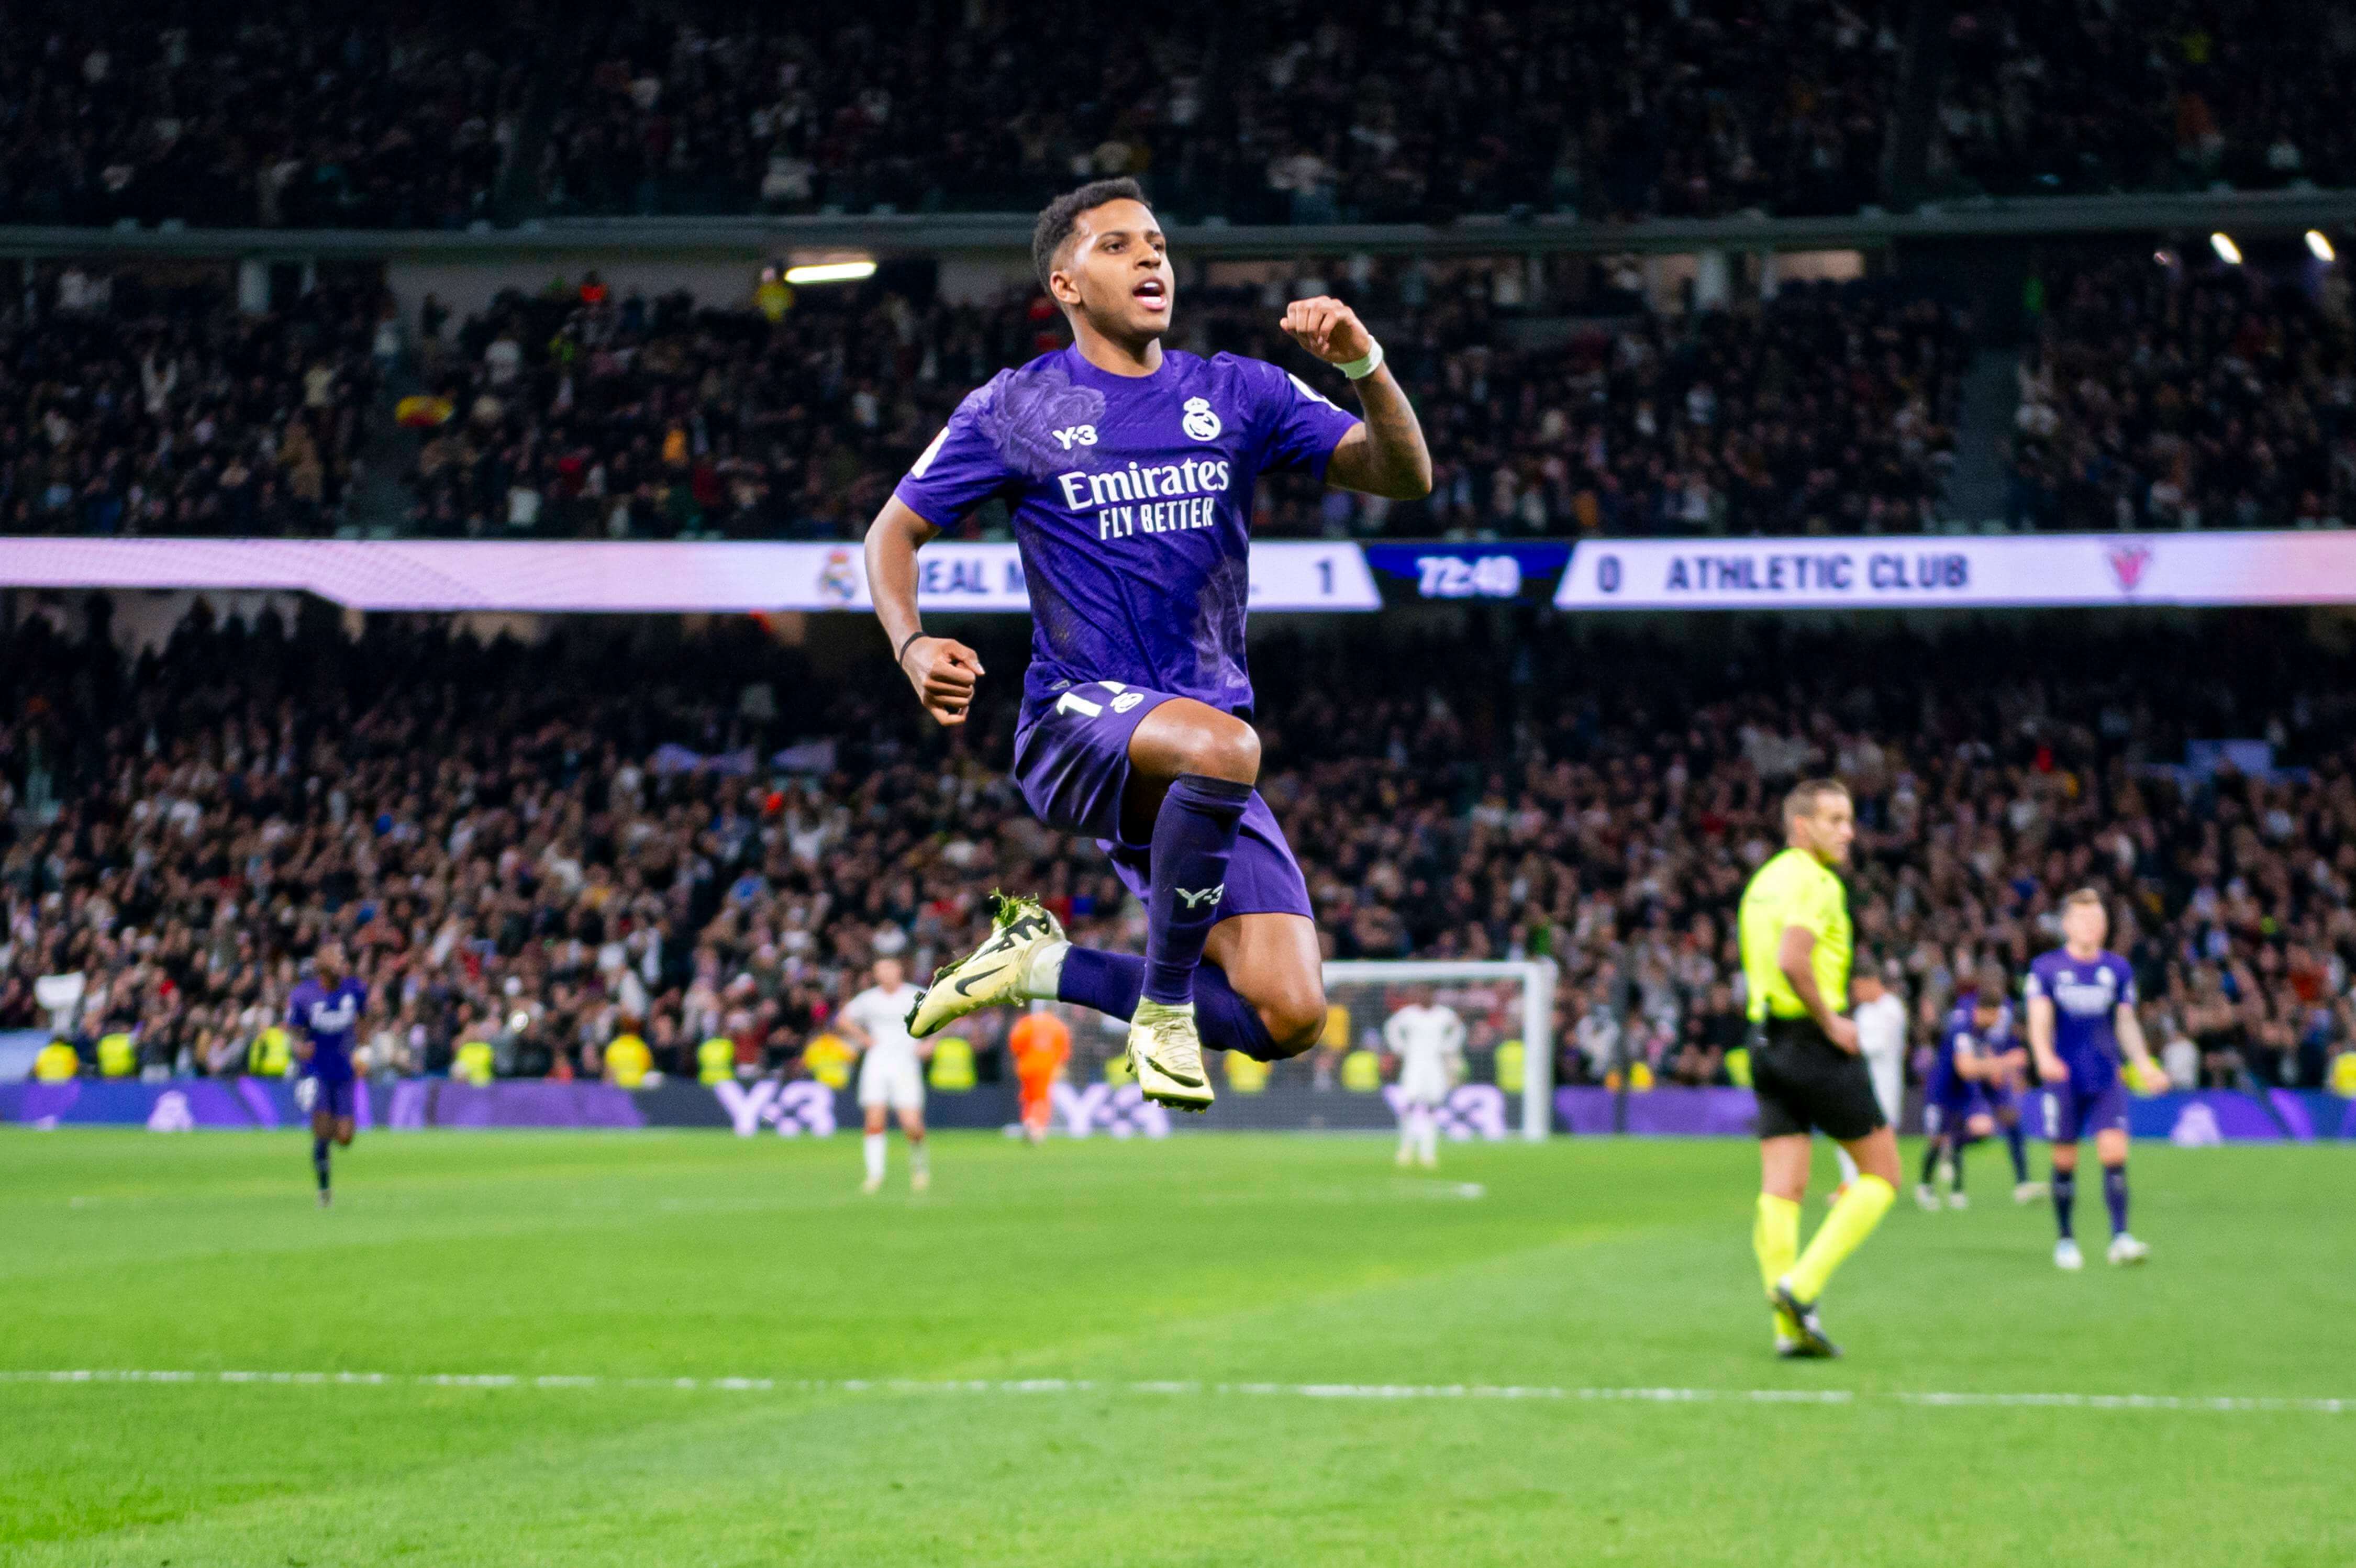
xmin=2103 ymin=1164 xmax=2129 ymax=1237
xmin=1058 ymin=947 xmax=1144 ymax=1019
xmin=2004 ymin=1121 xmax=2029 ymax=1183
xmin=1141 ymin=774 xmax=1253 ymax=1006
xmin=2051 ymin=1169 xmax=2075 ymax=1239
xmin=1056 ymin=947 xmax=1280 ymax=1060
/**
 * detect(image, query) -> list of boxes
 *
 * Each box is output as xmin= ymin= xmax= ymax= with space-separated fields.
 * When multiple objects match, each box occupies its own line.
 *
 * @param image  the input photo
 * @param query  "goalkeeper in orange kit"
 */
xmin=1009 ymin=1010 xmax=1072 ymax=1144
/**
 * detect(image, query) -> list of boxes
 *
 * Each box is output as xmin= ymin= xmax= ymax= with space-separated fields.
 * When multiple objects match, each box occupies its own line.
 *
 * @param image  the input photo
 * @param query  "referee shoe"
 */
xmin=1770 ymin=1278 xmax=1841 ymax=1359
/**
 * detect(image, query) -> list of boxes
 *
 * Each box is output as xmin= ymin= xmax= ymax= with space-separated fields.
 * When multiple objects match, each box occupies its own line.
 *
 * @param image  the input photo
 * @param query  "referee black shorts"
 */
xmin=1750 ymin=1017 xmax=1886 ymax=1142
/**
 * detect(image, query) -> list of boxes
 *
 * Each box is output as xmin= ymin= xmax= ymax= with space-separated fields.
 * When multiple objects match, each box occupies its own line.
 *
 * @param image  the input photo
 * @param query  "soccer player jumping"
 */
xmin=868 ymin=178 xmax=1430 ymax=1109
xmin=2025 ymin=889 xmax=2161 ymax=1269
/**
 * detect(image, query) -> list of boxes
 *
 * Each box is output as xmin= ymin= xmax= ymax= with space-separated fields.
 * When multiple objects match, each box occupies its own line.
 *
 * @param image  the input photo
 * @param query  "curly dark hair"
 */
xmin=1031 ymin=178 xmax=1151 ymax=292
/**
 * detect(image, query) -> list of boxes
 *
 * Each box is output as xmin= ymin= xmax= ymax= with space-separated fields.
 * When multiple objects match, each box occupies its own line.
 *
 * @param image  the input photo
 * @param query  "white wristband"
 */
xmin=1334 ymin=339 xmax=1384 ymax=381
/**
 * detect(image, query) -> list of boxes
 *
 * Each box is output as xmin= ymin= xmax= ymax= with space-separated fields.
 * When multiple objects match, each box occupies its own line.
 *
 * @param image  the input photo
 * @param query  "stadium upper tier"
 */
xmin=0 ymin=1 xmax=2350 ymax=233
xmin=401 ymin=267 xmax=1965 ymax=541
xmin=10 ymin=246 xmax=2353 ymax=541
xmin=11 ymin=258 xmax=1976 ymax=539
xmin=2 ymin=613 xmax=2350 ymax=1100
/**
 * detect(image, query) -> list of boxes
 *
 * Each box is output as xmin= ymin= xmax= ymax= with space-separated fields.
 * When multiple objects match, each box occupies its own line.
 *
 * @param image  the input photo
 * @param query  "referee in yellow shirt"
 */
xmin=1738 ymin=778 xmax=1899 ymax=1358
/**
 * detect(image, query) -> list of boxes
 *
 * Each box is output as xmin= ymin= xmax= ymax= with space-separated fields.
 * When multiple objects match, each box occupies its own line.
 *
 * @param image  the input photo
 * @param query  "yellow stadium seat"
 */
xmin=928 ymin=1036 xmax=976 ymax=1091
xmin=454 ymin=1040 xmax=494 ymax=1086
xmin=696 ymin=1037 xmax=736 ymax=1086
xmin=249 ymin=1026 xmax=291 ymax=1077
xmin=803 ymin=1033 xmax=854 ymax=1089
xmin=605 ymin=1034 xmax=651 ymax=1089
xmin=1493 ymin=1039 xmax=1526 ymax=1093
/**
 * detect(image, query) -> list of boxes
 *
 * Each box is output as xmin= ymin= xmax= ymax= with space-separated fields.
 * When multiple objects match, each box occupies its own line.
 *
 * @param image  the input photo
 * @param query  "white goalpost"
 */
xmin=1320 ymin=959 xmax=1558 ymax=1143
xmin=1021 ymin=959 xmax=1556 ymax=1140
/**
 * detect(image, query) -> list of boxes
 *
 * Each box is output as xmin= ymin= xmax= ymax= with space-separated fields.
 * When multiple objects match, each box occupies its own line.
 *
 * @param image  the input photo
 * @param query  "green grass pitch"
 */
xmin=3 ymin=1129 xmax=2351 ymax=1566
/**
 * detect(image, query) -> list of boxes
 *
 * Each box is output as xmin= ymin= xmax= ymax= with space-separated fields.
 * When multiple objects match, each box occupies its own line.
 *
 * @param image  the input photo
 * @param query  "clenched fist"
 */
xmin=1280 ymin=296 xmax=1374 ymax=367
xmin=901 ymin=635 xmax=984 ymax=726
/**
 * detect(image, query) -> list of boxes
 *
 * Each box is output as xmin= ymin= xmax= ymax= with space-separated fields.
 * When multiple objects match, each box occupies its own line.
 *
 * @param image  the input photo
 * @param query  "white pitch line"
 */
xmin=0 ymin=1368 xmax=2344 ymax=1414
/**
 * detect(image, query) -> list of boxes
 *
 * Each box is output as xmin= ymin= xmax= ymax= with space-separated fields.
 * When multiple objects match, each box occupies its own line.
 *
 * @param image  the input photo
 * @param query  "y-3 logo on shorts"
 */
xmin=1176 ymin=884 xmax=1225 ymax=909
xmin=1052 ymin=425 xmax=1098 ymax=450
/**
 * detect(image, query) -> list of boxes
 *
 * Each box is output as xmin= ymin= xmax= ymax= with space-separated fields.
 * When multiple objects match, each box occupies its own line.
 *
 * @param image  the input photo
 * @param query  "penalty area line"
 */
xmin=0 ymin=1369 xmax=2346 ymax=1415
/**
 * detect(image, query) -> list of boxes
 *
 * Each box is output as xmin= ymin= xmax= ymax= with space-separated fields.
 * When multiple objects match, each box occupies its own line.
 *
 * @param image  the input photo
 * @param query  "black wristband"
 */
xmin=895 ymin=629 xmax=929 ymax=666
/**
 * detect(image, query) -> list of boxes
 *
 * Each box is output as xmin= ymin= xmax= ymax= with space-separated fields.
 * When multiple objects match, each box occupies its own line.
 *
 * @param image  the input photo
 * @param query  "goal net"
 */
xmin=1024 ymin=960 xmax=1555 ymax=1141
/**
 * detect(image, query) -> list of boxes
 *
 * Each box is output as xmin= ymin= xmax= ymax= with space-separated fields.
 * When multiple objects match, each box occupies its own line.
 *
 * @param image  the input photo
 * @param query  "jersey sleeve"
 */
xmin=1383 ymin=1011 xmax=1408 ymax=1051
xmin=2115 ymin=960 xmax=2138 ymax=1007
xmin=1440 ymin=1013 xmax=1465 ymax=1052
xmin=1240 ymin=357 xmax=1359 ymax=479
xmin=2022 ymin=963 xmax=2047 ymax=1000
xmin=892 ymin=379 xmax=1018 ymax=528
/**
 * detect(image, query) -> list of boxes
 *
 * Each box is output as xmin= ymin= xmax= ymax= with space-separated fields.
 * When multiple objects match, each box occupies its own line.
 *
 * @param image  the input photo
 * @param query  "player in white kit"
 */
xmin=1384 ymin=991 xmax=1464 ymax=1169
xmin=839 ymin=958 xmax=931 ymax=1193
xmin=1834 ymin=969 xmax=1907 ymax=1200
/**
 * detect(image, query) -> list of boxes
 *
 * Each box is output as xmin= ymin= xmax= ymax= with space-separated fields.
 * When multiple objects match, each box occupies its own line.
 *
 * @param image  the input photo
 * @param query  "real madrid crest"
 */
xmin=1181 ymin=396 xmax=1221 ymax=441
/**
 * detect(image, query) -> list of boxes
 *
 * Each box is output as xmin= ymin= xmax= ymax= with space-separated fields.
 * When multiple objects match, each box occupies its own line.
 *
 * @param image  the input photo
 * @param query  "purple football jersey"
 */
xmin=2025 ymin=948 xmax=2136 ymax=1087
xmin=287 ymin=976 xmax=366 ymax=1082
xmin=893 ymin=346 xmax=1359 ymax=721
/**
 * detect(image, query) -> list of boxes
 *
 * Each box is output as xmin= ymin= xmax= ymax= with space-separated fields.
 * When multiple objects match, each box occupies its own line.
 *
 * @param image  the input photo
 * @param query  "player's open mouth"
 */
xmin=1133 ymin=280 xmax=1169 ymax=312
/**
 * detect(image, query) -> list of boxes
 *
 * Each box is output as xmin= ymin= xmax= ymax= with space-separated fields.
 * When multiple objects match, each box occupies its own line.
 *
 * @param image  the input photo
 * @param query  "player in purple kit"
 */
xmin=866 ymin=178 xmax=1430 ymax=1108
xmin=1917 ymin=964 xmax=2008 ymax=1210
xmin=2025 ymin=889 xmax=2164 ymax=1269
xmin=1979 ymin=977 xmax=2043 ymax=1205
xmin=1917 ymin=962 xmax=2043 ymax=1210
xmin=287 ymin=941 xmax=366 ymax=1207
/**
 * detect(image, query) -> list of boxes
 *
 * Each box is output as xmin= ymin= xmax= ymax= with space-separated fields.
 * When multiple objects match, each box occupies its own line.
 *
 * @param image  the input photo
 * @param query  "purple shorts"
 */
xmin=304 ymin=1073 xmax=357 ymax=1119
xmin=1012 ymin=681 xmax=1312 ymax=921
xmin=1923 ymin=1085 xmax=1989 ymax=1137
xmin=2040 ymin=1075 xmax=2128 ymax=1143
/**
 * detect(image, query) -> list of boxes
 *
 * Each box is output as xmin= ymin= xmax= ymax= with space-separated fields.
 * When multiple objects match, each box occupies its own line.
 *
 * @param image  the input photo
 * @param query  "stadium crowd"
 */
xmin=0 ymin=3 xmax=537 ymax=230
xmin=0 ymin=267 xmax=383 ymax=538
xmin=2 ymin=3 xmax=2353 ymax=234
xmin=403 ymin=264 xmax=1965 ymax=541
xmin=538 ymin=0 xmax=1894 ymax=223
xmin=5 ymin=608 xmax=2355 ymax=1101
xmin=1930 ymin=0 xmax=2356 ymax=199
xmin=2006 ymin=255 xmax=2356 ymax=532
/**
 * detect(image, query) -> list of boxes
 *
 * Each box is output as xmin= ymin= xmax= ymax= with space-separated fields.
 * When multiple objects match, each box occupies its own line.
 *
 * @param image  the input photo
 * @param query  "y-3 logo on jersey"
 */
xmin=1051 ymin=424 xmax=1098 ymax=450
xmin=1175 ymin=884 xmax=1225 ymax=909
